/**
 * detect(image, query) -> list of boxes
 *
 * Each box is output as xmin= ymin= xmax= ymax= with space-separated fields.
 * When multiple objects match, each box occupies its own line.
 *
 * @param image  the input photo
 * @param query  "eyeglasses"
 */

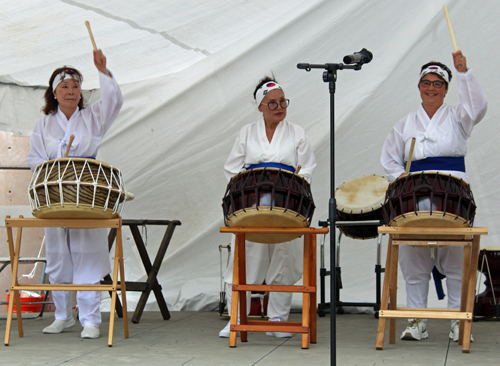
xmin=419 ymin=80 xmax=445 ymax=89
xmin=260 ymin=99 xmax=290 ymax=110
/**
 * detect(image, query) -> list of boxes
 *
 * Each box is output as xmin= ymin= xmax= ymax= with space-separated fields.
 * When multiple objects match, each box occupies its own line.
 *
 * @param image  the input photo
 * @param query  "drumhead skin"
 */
xmin=28 ymin=158 xmax=128 ymax=219
xmin=336 ymin=175 xmax=389 ymax=213
xmin=335 ymin=175 xmax=388 ymax=239
xmin=222 ymin=168 xmax=315 ymax=244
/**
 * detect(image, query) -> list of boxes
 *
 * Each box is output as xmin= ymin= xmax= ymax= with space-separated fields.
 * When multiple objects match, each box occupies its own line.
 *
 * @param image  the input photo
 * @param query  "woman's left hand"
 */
xmin=93 ymin=49 xmax=108 ymax=74
xmin=452 ymin=50 xmax=467 ymax=73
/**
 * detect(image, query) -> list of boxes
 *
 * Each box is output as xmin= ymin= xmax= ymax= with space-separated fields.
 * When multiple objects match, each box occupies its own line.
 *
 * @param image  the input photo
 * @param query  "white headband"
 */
xmin=255 ymin=81 xmax=283 ymax=105
xmin=420 ymin=65 xmax=449 ymax=83
xmin=52 ymin=70 xmax=82 ymax=92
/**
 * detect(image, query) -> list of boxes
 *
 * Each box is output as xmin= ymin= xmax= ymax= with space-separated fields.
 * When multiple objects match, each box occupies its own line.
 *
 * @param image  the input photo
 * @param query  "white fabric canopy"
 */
xmin=1 ymin=0 xmax=499 ymax=312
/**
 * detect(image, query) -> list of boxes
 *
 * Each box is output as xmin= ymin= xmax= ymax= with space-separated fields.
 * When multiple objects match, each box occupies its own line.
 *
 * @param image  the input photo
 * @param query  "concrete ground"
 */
xmin=0 ymin=311 xmax=498 ymax=366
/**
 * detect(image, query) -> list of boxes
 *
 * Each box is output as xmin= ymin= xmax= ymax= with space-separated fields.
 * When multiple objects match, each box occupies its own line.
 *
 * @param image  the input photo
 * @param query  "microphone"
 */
xmin=343 ymin=48 xmax=373 ymax=65
xmin=297 ymin=63 xmax=310 ymax=69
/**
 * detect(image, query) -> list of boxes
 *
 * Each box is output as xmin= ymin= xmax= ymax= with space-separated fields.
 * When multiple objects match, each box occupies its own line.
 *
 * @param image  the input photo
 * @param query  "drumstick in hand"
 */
xmin=295 ymin=165 xmax=302 ymax=174
xmin=64 ymin=135 xmax=75 ymax=158
xmin=405 ymin=137 xmax=416 ymax=175
xmin=443 ymin=5 xmax=458 ymax=52
xmin=85 ymin=20 xmax=98 ymax=51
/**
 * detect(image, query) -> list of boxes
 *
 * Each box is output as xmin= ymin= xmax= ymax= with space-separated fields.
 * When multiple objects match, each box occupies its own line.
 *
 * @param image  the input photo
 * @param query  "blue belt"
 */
xmin=247 ymin=162 xmax=295 ymax=173
xmin=67 ymin=156 xmax=96 ymax=159
xmin=407 ymin=156 xmax=465 ymax=173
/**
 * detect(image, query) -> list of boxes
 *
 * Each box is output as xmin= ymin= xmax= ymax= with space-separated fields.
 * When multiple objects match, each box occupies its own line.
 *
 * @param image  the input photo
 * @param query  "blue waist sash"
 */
xmin=407 ymin=156 xmax=465 ymax=173
xmin=247 ymin=162 xmax=295 ymax=173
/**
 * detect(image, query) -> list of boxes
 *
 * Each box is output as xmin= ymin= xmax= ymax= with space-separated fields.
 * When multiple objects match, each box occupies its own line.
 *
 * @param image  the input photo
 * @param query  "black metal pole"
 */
xmin=297 ymin=57 xmax=370 ymax=366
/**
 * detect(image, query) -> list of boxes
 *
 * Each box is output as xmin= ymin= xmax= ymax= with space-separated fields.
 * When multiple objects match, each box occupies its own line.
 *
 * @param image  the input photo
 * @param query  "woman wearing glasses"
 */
xmin=27 ymin=50 xmax=123 ymax=339
xmin=380 ymin=51 xmax=487 ymax=342
xmin=220 ymin=76 xmax=316 ymax=338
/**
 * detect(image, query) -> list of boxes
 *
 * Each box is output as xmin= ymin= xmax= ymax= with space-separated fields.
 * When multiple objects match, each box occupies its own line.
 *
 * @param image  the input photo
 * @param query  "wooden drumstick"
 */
xmin=443 ymin=5 xmax=458 ymax=52
xmin=85 ymin=20 xmax=98 ymax=51
xmin=64 ymin=135 xmax=75 ymax=158
xmin=405 ymin=137 xmax=416 ymax=175
xmin=295 ymin=165 xmax=302 ymax=174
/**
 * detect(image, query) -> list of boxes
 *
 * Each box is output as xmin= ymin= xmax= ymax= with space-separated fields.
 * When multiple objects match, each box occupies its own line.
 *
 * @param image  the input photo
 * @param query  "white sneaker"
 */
xmin=43 ymin=318 xmax=76 ymax=334
xmin=81 ymin=325 xmax=100 ymax=339
xmin=219 ymin=319 xmax=240 ymax=338
xmin=400 ymin=319 xmax=428 ymax=341
xmin=449 ymin=320 xmax=474 ymax=342
xmin=266 ymin=317 xmax=292 ymax=338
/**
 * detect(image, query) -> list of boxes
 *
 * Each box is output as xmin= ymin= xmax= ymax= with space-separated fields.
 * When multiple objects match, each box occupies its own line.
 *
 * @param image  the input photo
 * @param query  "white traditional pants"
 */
xmin=44 ymin=228 xmax=111 ymax=327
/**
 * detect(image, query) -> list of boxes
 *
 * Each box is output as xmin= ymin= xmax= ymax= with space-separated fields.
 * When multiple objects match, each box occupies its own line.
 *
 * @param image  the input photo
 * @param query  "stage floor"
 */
xmin=0 ymin=311 xmax=498 ymax=365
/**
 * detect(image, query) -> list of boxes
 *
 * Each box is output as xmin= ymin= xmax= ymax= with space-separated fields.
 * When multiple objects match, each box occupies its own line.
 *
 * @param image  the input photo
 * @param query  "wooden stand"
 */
xmin=219 ymin=227 xmax=328 ymax=349
xmin=375 ymin=226 xmax=488 ymax=353
xmin=4 ymin=216 xmax=129 ymax=347
xmin=104 ymin=219 xmax=181 ymax=323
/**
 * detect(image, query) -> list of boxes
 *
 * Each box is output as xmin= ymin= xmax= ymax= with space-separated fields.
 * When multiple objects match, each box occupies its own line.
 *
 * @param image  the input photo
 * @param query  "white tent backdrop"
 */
xmin=1 ymin=0 xmax=499 ymax=312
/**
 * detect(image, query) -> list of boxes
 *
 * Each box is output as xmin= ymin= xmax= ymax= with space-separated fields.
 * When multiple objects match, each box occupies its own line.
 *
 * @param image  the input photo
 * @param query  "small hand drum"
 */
xmin=28 ymin=158 xmax=130 ymax=219
xmin=222 ymin=168 xmax=315 ymax=244
xmin=335 ymin=175 xmax=389 ymax=239
xmin=382 ymin=171 xmax=476 ymax=238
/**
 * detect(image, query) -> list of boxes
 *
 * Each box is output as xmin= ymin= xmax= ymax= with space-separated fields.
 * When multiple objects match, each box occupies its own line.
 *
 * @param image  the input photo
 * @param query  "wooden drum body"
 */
xmin=222 ymin=168 xmax=315 ymax=244
xmin=382 ymin=172 xmax=476 ymax=238
xmin=335 ymin=175 xmax=388 ymax=239
xmin=28 ymin=158 xmax=128 ymax=219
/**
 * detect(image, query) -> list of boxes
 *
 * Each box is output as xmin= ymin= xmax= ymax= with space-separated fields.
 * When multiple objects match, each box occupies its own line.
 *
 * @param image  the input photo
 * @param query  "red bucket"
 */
xmin=6 ymin=293 xmax=44 ymax=313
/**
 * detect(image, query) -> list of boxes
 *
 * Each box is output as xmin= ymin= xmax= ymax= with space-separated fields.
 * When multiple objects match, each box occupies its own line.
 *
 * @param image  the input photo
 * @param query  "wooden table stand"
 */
xmin=220 ymin=227 xmax=328 ymax=349
xmin=375 ymin=226 xmax=488 ymax=353
xmin=4 ymin=215 xmax=129 ymax=347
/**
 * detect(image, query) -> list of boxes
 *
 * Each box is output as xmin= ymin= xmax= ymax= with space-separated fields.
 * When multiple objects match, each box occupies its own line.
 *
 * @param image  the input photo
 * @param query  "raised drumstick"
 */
xmin=405 ymin=137 xmax=416 ymax=175
xmin=443 ymin=5 xmax=458 ymax=52
xmin=85 ymin=20 xmax=98 ymax=51
xmin=64 ymin=135 xmax=75 ymax=158
xmin=295 ymin=165 xmax=302 ymax=174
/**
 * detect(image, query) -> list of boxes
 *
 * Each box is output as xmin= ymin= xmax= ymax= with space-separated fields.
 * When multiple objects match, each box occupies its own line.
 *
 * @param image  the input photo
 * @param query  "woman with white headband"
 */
xmin=220 ymin=76 xmax=316 ymax=338
xmin=27 ymin=50 xmax=123 ymax=339
xmin=381 ymin=51 xmax=487 ymax=342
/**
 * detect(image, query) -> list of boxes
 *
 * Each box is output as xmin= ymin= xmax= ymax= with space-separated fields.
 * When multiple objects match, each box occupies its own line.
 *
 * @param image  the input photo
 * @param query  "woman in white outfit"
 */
xmin=220 ymin=76 xmax=316 ymax=338
xmin=380 ymin=50 xmax=487 ymax=341
xmin=27 ymin=50 xmax=123 ymax=339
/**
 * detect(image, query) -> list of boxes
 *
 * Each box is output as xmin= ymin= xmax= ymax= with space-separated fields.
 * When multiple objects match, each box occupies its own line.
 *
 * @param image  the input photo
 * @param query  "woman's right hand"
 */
xmin=93 ymin=50 xmax=108 ymax=74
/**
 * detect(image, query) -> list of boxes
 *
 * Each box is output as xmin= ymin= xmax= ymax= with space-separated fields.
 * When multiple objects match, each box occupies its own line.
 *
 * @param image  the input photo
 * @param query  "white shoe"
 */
xmin=449 ymin=320 xmax=474 ymax=342
xmin=219 ymin=319 xmax=240 ymax=338
xmin=81 ymin=325 xmax=100 ymax=339
xmin=266 ymin=317 xmax=292 ymax=338
xmin=43 ymin=318 xmax=76 ymax=334
xmin=401 ymin=319 xmax=428 ymax=341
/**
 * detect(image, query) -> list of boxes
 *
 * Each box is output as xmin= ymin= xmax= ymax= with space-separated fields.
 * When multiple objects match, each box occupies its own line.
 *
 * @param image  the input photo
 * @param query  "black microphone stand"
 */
xmin=297 ymin=59 xmax=369 ymax=366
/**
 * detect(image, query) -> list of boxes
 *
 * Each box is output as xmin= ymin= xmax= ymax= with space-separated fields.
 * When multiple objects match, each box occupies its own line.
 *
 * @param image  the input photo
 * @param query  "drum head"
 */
xmin=336 ymin=175 xmax=388 ymax=213
xmin=226 ymin=207 xmax=308 ymax=244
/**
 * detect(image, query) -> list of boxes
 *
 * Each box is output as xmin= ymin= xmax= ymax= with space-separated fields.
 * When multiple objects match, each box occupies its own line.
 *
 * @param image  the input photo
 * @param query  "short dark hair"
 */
xmin=42 ymin=66 xmax=85 ymax=115
xmin=253 ymin=75 xmax=278 ymax=100
xmin=419 ymin=61 xmax=452 ymax=89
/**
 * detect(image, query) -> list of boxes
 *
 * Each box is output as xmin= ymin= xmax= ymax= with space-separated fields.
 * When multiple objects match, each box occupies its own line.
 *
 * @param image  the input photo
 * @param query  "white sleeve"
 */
xmin=296 ymin=131 xmax=316 ymax=184
xmin=88 ymin=71 xmax=124 ymax=135
xmin=27 ymin=118 xmax=49 ymax=172
xmin=223 ymin=128 xmax=246 ymax=182
xmin=452 ymin=70 xmax=488 ymax=138
xmin=380 ymin=119 xmax=406 ymax=182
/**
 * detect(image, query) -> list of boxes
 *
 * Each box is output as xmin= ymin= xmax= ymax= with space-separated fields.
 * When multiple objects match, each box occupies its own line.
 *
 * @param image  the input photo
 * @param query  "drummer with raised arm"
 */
xmin=27 ymin=50 xmax=123 ymax=339
xmin=380 ymin=51 xmax=487 ymax=342
xmin=219 ymin=76 xmax=316 ymax=338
